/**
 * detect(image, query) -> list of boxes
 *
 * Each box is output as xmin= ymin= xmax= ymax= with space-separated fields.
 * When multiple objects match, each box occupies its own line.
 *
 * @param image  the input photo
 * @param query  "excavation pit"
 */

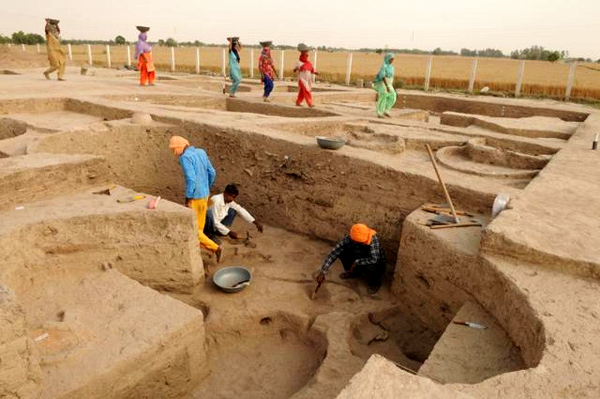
xmin=1 ymin=68 xmax=599 ymax=399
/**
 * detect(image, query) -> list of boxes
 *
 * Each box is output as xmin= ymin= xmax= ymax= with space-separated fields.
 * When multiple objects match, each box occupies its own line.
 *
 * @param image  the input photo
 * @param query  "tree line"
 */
xmin=3 ymin=31 xmax=597 ymax=63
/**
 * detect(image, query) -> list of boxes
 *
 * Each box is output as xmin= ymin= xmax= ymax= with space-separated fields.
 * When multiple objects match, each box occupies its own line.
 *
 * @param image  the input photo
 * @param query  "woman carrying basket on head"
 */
xmin=258 ymin=41 xmax=277 ymax=102
xmin=294 ymin=43 xmax=319 ymax=107
xmin=135 ymin=27 xmax=155 ymax=86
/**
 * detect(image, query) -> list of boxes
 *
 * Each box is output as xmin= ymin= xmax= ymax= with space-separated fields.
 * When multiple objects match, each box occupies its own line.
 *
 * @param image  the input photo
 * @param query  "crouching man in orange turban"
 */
xmin=315 ymin=224 xmax=386 ymax=295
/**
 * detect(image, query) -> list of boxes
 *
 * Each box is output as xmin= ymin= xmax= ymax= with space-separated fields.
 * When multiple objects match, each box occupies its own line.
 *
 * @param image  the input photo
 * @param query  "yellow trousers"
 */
xmin=189 ymin=197 xmax=219 ymax=252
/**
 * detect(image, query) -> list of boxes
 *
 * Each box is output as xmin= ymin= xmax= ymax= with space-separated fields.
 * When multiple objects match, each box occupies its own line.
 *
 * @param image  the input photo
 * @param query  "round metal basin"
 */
xmin=316 ymin=136 xmax=345 ymax=150
xmin=213 ymin=266 xmax=252 ymax=293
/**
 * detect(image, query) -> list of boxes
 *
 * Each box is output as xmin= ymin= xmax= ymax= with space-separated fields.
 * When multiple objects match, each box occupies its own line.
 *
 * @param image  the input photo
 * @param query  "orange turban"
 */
xmin=350 ymin=224 xmax=376 ymax=245
xmin=169 ymin=136 xmax=190 ymax=156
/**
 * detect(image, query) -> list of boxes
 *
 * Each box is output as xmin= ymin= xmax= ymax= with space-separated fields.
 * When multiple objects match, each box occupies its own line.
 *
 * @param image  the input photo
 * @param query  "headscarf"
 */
xmin=375 ymin=53 xmax=395 ymax=82
xmin=45 ymin=20 xmax=60 ymax=39
xmin=135 ymin=33 xmax=152 ymax=60
xmin=259 ymin=47 xmax=274 ymax=78
xmin=229 ymin=39 xmax=241 ymax=63
xmin=349 ymin=224 xmax=376 ymax=245
xmin=169 ymin=136 xmax=190 ymax=156
xmin=299 ymin=52 xmax=314 ymax=72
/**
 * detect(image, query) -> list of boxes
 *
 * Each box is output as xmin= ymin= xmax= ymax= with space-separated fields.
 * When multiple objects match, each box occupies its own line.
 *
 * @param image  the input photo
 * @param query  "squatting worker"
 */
xmin=316 ymin=224 xmax=386 ymax=295
xmin=135 ymin=29 xmax=155 ymax=86
xmin=43 ymin=18 xmax=66 ymax=81
xmin=204 ymin=184 xmax=264 ymax=242
xmin=373 ymin=53 xmax=397 ymax=118
xmin=169 ymin=136 xmax=223 ymax=262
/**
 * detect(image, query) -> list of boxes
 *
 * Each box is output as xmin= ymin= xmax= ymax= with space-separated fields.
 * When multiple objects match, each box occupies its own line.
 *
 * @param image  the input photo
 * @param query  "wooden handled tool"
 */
xmin=425 ymin=144 xmax=460 ymax=224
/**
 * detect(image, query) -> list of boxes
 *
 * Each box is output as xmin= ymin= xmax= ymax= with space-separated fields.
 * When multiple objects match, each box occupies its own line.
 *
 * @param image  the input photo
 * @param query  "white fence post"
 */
xmin=345 ymin=52 xmax=354 ymax=86
xmin=222 ymin=48 xmax=227 ymax=77
xmin=7 ymin=43 xmax=11 ymax=48
xmin=87 ymin=44 xmax=92 ymax=65
xmin=67 ymin=43 xmax=73 ymax=61
xmin=515 ymin=60 xmax=525 ymax=97
xmin=280 ymin=50 xmax=285 ymax=80
xmin=313 ymin=50 xmax=318 ymax=83
xmin=170 ymin=47 xmax=175 ymax=72
xmin=195 ymin=47 xmax=200 ymax=74
xmin=424 ymin=56 xmax=433 ymax=91
xmin=21 ymin=44 xmax=25 ymax=52
xmin=126 ymin=45 xmax=131 ymax=67
xmin=565 ymin=62 xmax=577 ymax=101
xmin=468 ymin=59 xmax=478 ymax=93
xmin=36 ymin=43 xmax=40 ymax=53
xmin=106 ymin=45 xmax=111 ymax=68
xmin=249 ymin=49 xmax=254 ymax=79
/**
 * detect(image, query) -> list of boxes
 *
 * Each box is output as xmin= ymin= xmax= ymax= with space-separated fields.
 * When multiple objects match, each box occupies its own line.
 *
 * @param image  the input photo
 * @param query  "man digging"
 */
xmin=315 ymin=224 xmax=386 ymax=295
xmin=204 ymin=184 xmax=263 ymax=242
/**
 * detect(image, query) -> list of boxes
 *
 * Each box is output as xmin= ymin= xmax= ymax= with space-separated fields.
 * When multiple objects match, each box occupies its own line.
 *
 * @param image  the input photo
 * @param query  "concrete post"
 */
xmin=222 ymin=48 xmax=227 ymax=77
xmin=36 ymin=43 xmax=40 ymax=53
xmin=67 ymin=43 xmax=73 ymax=60
xmin=106 ymin=45 xmax=111 ymax=68
xmin=21 ymin=44 xmax=25 ymax=51
xmin=280 ymin=50 xmax=285 ymax=80
xmin=249 ymin=49 xmax=254 ymax=79
xmin=468 ymin=59 xmax=478 ymax=93
xmin=126 ymin=45 xmax=131 ymax=67
xmin=7 ymin=43 xmax=11 ymax=48
xmin=565 ymin=62 xmax=577 ymax=101
xmin=515 ymin=60 xmax=525 ymax=97
xmin=313 ymin=50 xmax=318 ymax=83
xmin=170 ymin=47 xmax=175 ymax=72
xmin=87 ymin=44 xmax=92 ymax=65
xmin=195 ymin=47 xmax=200 ymax=74
xmin=345 ymin=52 xmax=354 ymax=86
xmin=424 ymin=56 xmax=433 ymax=91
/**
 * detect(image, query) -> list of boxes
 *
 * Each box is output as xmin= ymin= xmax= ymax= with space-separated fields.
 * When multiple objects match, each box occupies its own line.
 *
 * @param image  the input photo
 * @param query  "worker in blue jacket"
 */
xmin=169 ymin=135 xmax=223 ymax=262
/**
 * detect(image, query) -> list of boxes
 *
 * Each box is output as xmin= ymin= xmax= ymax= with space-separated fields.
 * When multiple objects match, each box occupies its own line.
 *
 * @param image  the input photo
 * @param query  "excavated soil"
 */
xmin=2 ymin=67 xmax=597 ymax=399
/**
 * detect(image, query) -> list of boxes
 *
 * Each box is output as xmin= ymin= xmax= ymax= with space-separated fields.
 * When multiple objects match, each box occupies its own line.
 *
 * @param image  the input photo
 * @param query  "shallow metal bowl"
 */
xmin=136 ymin=26 xmax=150 ymax=33
xmin=213 ymin=266 xmax=252 ymax=293
xmin=316 ymin=136 xmax=345 ymax=150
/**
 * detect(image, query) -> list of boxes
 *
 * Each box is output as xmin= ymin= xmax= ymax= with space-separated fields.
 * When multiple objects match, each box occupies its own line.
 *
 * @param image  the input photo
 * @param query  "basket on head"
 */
xmin=260 ymin=41 xmax=273 ymax=47
xmin=297 ymin=43 xmax=310 ymax=52
xmin=46 ymin=18 xmax=60 ymax=25
xmin=136 ymin=26 xmax=150 ymax=33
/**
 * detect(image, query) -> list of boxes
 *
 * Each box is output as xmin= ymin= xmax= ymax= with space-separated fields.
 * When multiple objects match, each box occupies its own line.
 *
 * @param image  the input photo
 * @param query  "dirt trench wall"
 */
xmin=0 ymin=212 xmax=203 ymax=293
xmin=32 ymin=118 xmax=495 ymax=266
xmin=397 ymin=93 xmax=589 ymax=122
xmin=0 ymin=154 xmax=111 ymax=212
xmin=393 ymin=210 xmax=544 ymax=367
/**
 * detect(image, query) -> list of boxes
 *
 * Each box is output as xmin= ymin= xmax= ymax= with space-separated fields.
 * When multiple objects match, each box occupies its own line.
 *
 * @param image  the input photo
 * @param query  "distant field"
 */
xmin=22 ymin=44 xmax=600 ymax=100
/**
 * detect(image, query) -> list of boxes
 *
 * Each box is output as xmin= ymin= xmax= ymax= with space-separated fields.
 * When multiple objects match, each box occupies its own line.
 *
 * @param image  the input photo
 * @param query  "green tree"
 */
xmin=165 ymin=38 xmax=177 ymax=47
xmin=547 ymin=52 xmax=560 ymax=62
xmin=158 ymin=39 xmax=165 ymax=46
xmin=115 ymin=35 xmax=126 ymax=45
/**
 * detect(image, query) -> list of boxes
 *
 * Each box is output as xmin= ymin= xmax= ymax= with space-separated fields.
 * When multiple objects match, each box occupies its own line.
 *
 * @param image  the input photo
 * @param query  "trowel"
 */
xmin=453 ymin=321 xmax=488 ymax=330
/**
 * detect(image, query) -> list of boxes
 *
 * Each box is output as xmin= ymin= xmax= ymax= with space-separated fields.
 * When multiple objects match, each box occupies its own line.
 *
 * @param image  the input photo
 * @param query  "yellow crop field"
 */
xmin=24 ymin=44 xmax=600 ymax=100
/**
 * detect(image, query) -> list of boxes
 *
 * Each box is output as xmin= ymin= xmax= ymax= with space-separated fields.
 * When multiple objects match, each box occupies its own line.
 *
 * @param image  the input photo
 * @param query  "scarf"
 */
xmin=375 ymin=53 xmax=395 ymax=82
xmin=135 ymin=33 xmax=152 ymax=60
xmin=299 ymin=52 xmax=314 ymax=72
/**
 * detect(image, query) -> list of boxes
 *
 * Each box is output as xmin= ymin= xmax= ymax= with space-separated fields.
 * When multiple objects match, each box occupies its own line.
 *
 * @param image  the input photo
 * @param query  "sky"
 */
xmin=2 ymin=0 xmax=600 ymax=59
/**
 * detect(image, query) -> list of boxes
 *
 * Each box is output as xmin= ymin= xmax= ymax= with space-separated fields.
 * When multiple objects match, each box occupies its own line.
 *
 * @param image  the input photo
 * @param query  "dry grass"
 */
xmin=18 ymin=44 xmax=600 ymax=100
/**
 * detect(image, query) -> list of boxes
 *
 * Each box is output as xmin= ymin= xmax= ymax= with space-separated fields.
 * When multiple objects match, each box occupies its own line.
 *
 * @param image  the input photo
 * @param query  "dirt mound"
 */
xmin=0 ymin=46 xmax=48 ymax=69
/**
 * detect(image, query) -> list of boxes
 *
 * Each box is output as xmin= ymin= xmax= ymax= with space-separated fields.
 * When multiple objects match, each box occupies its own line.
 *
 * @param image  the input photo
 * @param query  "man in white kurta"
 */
xmin=205 ymin=184 xmax=263 ymax=240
